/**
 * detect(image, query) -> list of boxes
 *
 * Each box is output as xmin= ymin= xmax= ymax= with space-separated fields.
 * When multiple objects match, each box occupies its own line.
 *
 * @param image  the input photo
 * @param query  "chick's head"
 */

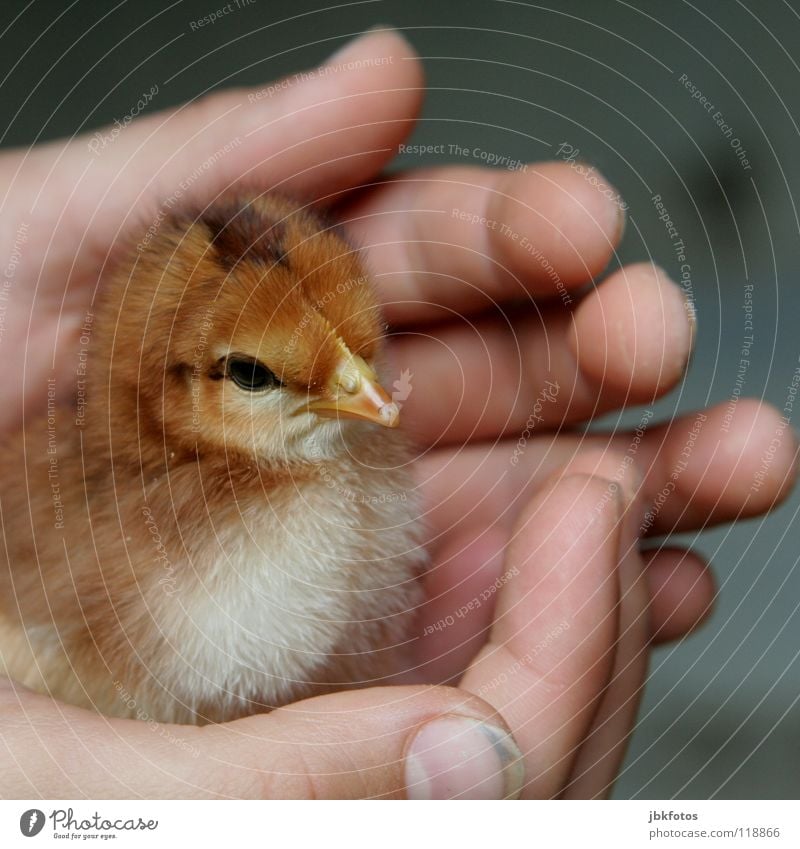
xmin=104 ymin=194 xmax=399 ymax=467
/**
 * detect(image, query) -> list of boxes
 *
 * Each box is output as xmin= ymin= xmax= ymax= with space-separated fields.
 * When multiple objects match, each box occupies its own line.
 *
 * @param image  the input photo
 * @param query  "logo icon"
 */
xmin=391 ymin=369 xmax=413 ymax=409
xmin=19 ymin=809 xmax=45 ymax=837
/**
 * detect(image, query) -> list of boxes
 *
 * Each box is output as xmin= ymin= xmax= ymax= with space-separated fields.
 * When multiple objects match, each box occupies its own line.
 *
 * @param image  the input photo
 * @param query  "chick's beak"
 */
xmin=305 ymin=355 xmax=399 ymax=428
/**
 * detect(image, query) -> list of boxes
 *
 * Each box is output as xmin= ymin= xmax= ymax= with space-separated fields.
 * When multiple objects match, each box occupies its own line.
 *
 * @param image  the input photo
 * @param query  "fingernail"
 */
xmin=405 ymin=715 xmax=524 ymax=799
xmin=324 ymin=24 xmax=398 ymax=66
xmin=614 ymin=199 xmax=627 ymax=243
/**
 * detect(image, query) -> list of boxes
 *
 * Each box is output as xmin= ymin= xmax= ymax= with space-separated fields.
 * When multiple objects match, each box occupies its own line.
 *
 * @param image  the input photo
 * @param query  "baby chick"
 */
xmin=0 ymin=193 xmax=426 ymax=724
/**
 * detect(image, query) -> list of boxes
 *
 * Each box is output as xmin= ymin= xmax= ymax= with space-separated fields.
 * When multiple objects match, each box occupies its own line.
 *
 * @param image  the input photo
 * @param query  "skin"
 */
xmin=0 ymin=27 xmax=796 ymax=799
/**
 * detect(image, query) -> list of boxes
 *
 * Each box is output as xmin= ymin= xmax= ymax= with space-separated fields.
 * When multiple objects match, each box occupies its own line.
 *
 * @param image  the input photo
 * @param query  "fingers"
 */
xmin=415 ymin=526 xmax=714 ymax=688
xmin=341 ymin=163 xmax=625 ymax=325
xmin=554 ymin=455 xmax=649 ymax=799
xmin=411 ymin=458 xmax=714 ymax=802
xmin=632 ymin=399 xmax=798 ymax=532
xmin=539 ymin=400 xmax=798 ymax=534
xmin=415 ymin=531 xmax=714 ymax=691
xmin=19 ymin=28 xmax=423 ymax=273
xmin=554 ymin=470 xmax=713 ymax=799
xmin=388 ymin=263 xmax=694 ymax=444
xmin=151 ymin=27 xmax=422 ymax=201
xmin=569 ymin=263 xmax=695 ymax=400
xmin=459 ymin=474 xmax=622 ymax=799
xmin=0 ymin=680 xmax=524 ymax=800
xmin=417 ymin=401 xmax=798 ymax=543
xmin=644 ymin=547 xmax=715 ymax=643
xmin=97 ymin=27 xmax=421 ymax=198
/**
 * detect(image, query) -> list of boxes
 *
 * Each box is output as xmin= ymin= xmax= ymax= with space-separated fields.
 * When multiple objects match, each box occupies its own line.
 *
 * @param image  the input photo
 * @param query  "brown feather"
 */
xmin=0 ymin=192 xmax=425 ymax=724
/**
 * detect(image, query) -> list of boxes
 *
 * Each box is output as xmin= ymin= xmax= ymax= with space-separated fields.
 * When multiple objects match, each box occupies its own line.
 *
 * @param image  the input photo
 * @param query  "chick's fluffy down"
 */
xmin=0 ymin=193 xmax=427 ymax=724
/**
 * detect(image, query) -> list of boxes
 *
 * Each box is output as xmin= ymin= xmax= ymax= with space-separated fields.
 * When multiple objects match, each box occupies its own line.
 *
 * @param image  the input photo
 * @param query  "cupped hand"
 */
xmin=0 ymin=27 xmax=796 ymax=799
xmin=0 ymin=464 xmax=695 ymax=799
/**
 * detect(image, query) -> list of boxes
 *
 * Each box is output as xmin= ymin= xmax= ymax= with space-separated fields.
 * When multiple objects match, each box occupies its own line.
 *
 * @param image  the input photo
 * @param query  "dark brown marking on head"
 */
xmin=207 ymin=363 xmax=225 ymax=381
xmin=202 ymin=203 xmax=289 ymax=271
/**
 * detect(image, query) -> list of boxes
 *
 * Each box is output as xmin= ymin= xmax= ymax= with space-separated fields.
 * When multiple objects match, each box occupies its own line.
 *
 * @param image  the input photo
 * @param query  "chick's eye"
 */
xmin=226 ymin=357 xmax=280 ymax=391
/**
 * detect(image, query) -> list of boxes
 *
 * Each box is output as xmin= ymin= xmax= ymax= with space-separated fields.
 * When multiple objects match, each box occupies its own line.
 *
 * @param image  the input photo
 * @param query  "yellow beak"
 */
xmin=304 ymin=355 xmax=400 ymax=428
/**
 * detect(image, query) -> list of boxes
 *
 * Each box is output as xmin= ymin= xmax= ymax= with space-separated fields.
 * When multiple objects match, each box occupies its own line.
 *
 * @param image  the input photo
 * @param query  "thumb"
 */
xmin=459 ymin=473 xmax=623 ymax=799
xmin=0 ymin=681 xmax=524 ymax=799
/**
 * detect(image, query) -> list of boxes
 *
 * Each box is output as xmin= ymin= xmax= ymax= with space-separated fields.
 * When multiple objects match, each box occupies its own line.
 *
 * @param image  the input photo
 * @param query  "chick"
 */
xmin=0 ymin=193 xmax=426 ymax=725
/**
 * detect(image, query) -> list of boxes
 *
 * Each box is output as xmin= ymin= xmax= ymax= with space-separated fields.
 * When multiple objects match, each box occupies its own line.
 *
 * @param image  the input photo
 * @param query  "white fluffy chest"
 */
xmin=149 ymin=478 xmax=423 ymax=715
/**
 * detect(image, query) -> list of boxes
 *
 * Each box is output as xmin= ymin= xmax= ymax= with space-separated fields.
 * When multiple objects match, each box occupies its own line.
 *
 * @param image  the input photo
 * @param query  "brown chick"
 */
xmin=0 ymin=193 xmax=426 ymax=725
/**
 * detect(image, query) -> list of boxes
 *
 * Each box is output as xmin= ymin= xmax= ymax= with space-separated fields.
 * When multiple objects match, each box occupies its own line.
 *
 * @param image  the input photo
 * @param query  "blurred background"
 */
xmin=2 ymin=0 xmax=799 ymax=798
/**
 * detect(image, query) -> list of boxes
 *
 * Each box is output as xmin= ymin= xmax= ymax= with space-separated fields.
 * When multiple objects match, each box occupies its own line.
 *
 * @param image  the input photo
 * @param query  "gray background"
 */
xmin=3 ymin=0 xmax=799 ymax=798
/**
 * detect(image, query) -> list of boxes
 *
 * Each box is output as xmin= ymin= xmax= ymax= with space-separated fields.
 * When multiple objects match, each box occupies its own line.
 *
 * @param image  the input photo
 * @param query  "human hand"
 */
xmin=0 ymin=26 xmax=795 ymax=798
xmin=0 ymin=462 xmax=708 ymax=799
